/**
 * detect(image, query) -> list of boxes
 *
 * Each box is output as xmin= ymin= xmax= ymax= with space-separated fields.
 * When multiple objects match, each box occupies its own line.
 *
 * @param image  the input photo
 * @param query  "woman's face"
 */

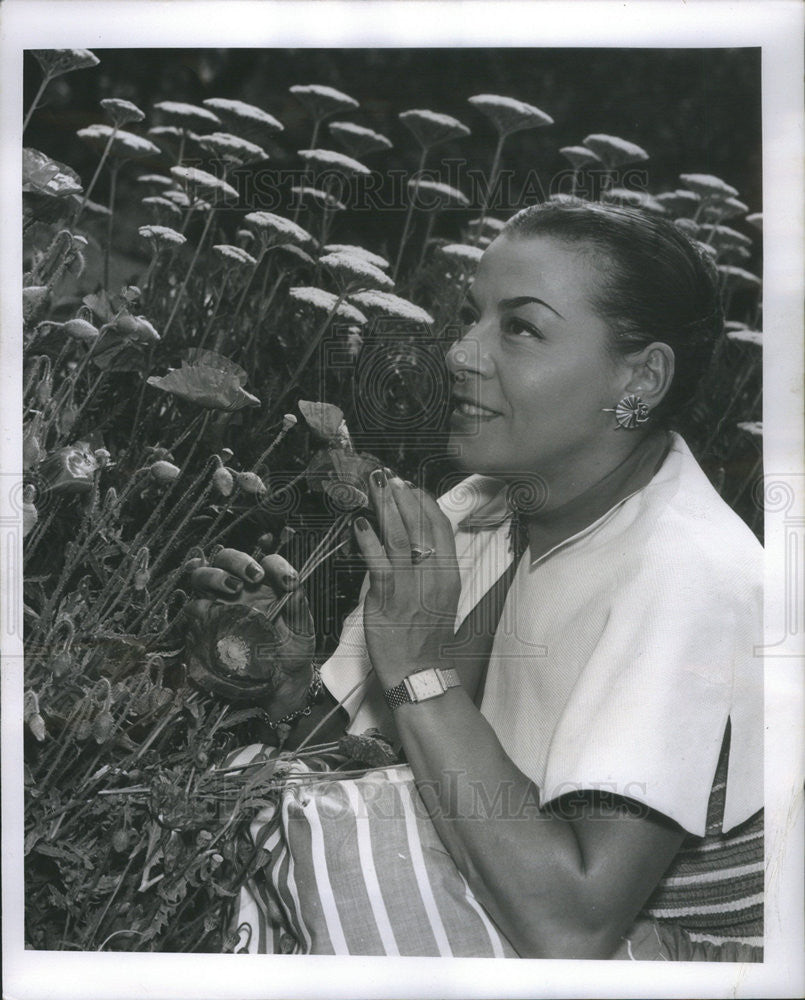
xmin=446 ymin=233 xmax=634 ymax=487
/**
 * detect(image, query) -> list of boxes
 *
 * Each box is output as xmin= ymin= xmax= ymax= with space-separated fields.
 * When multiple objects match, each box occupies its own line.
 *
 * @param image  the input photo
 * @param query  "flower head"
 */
xmin=319 ymin=251 xmax=394 ymax=290
xmin=31 ymin=49 xmax=99 ymax=78
xmin=655 ymin=189 xmax=701 ymax=217
xmin=290 ymin=84 xmax=359 ymax=119
xmin=559 ymin=145 xmax=602 ymax=170
xmin=298 ymin=148 xmax=370 ymax=177
xmin=153 ymin=100 xmax=221 ymax=131
xmin=138 ymin=224 xmax=187 ymax=251
xmin=701 ymin=197 xmax=749 ymax=222
xmin=142 ymin=195 xmax=183 ymax=220
xmin=328 ymin=121 xmax=392 ymax=157
xmin=726 ymin=326 xmax=762 ymax=347
xmin=39 ymin=442 xmax=99 ymax=494
xmin=679 ymin=173 xmax=739 ymax=201
xmin=291 ymin=185 xmax=347 ymax=211
xmin=243 ymin=211 xmax=316 ymax=249
xmin=202 ymin=97 xmax=284 ymax=142
xmin=101 ymin=98 xmax=145 ymax=127
xmin=198 ymin=132 xmax=268 ymax=164
xmin=77 ymin=124 xmax=160 ymax=159
xmin=323 ymin=244 xmax=390 ymax=270
xmin=147 ymin=349 xmax=260 ymax=411
xmin=468 ymin=94 xmax=553 ymax=135
xmin=698 ymin=224 xmax=753 ymax=251
xmin=399 ymin=109 xmax=470 ymax=148
xmin=136 ymin=173 xmax=174 ymax=189
xmin=746 ymin=212 xmax=762 ymax=232
xmin=288 ymin=287 xmax=368 ymax=325
xmin=582 ymin=134 xmax=649 ymax=168
xmin=737 ymin=421 xmax=762 ymax=438
xmin=601 ymin=188 xmax=667 ymax=214
xmin=170 ymin=166 xmax=239 ymax=204
xmin=349 ymin=290 xmax=434 ymax=325
xmin=408 ymin=178 xmax=469 ymax=209
xmin=438 ymin=243 xmax=484 ymax=268
xmin=212 ymin=244 xmax=258 ymax=268
xmin=717 ymin=265 xmax=762 ymax=289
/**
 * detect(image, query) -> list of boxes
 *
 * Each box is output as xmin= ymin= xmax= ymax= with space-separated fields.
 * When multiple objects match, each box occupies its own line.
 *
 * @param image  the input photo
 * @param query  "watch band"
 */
xmin=383 ymin=667 xmax=461 ymax=711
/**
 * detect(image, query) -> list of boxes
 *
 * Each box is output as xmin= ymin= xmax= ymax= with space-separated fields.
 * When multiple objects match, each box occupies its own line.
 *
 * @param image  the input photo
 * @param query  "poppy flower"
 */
xmin=147 ymin=349 xmax=260 ymax=411
xmin=38 ymin=442 xmax=99 ymax=494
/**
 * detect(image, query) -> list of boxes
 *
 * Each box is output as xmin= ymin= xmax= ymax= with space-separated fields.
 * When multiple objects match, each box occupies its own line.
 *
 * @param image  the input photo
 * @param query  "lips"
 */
xmin=450 ymin=393 xmax=501 ymax=421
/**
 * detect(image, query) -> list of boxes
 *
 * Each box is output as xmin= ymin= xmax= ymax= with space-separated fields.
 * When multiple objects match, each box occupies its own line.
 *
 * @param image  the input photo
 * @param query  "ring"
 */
xmin=411 ymin=546 xmax=435 ymax=564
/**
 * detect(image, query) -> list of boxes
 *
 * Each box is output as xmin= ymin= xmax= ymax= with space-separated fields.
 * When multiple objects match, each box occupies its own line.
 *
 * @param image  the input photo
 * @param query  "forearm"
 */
xmin=393 ymin=686 xmax=611 ymax=958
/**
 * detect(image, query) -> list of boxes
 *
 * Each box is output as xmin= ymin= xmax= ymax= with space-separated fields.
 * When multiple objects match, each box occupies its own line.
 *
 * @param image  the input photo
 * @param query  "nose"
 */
xmin=445 ymin=323 xmax=495 ymax=381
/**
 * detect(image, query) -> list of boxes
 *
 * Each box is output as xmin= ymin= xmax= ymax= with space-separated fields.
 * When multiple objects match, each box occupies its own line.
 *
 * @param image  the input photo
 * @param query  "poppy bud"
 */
xmin=23 ymin=285 xmax=49 ymax=324
xmin=133 ymin=569 xmax=150 ymax=591
xmin=257 ymin=532 xmax=274 ymax=550
xmin=282 ymin=413 xmax=298 ymax=432
xmin=183 ymin=556 xmax=206 ymax=574
xmin=36 ymin=374 xmax=52 ymax=406
xmin=111 ymin=829 xmax=130 ymax=853
xmin=51 ymin=651 xmax=73 ymax=677
xmin=23 ymin=690 xmax=39 ymax=723
xmin=150 ymin=460 xmax=180 ymax=482
xmin=212 ymin=466 xmax=234 ymax=496
xmin=92 ymin=710 xmax=115 ymax=743
xmin=220 ymin=448 xmax=234 ymax=462
xmin=63 ymin=318 xmax=100 ymax=343
xmin=28 ymin=714 xmax=47 ymax=742
xmin=235 ymin=471 xmax=267 ymax=496
xmin=94 ymin=448 xmax=111 ymax=468
xmin=22 ymin=484 xmax=38 ymax=538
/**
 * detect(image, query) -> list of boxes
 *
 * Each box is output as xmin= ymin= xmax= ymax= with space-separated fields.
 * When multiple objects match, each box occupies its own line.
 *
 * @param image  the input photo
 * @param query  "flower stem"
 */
xmin=23 ymin=73 xmax=53 ymax=132
xmin=73 ymin=126 xmax=119 ymax=226
xmin=475 ymin=132 xmax=506 ymax=237
xmin=393 ymin=146 xmax=428 ymax=282
xmin=164 ymin=208 xmax=217 ymax=337
xmin=102 ymin=162 xmax=119 ymax=290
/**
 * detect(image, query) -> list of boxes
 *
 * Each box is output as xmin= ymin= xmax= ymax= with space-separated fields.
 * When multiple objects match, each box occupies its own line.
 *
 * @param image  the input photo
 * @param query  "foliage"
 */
xmin=21 ymin=50 xmax=762 ymax=952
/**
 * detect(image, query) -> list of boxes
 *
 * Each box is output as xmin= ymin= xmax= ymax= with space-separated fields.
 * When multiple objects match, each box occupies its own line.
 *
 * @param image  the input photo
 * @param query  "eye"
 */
xmin=502 ymin=315 xmax=542 ymax=339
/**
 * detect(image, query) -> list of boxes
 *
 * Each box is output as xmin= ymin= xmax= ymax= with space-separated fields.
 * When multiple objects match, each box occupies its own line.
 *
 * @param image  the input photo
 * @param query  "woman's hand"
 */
xmin=182 ymin=548 xmax=316 ymax=719
xmin=353 ymin=470 xmax=461 ymax=688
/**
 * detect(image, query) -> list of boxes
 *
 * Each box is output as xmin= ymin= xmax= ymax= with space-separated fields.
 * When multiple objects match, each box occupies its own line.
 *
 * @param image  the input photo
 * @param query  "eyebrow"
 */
xmin=466 ymin=290 xmax=565 ymax=320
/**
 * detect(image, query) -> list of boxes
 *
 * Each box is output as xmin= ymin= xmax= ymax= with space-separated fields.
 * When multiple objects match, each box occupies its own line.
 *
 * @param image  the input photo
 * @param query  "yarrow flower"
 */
xmin=717 ymin=265 xmax=762 ymax=288
xmin=100 ymin=98 xmax=145 ymax=127
xmin=77 ymin=124 xmax=160 ymax=159
xmin=153 ymin=101 xmax=221 ymax=130
xmin=319 ymin=251 xmax=394 ymax=290
xmin=31 ymin=49 xmax=99 ymax=78
xmin=438 ymin=243 xmax=484 ymax=267
xmin=297 ymin=148 xmax=370 ymax=176
xmin=243 ymin=211 xmax=316 ymax=249
xmin=656 ymin=189 xmax=701 ymax=217
xmin=147 ymin=349 xmax=261 ymax=411
xmin=323 ymin=244 xmax=390 ymax=270
xmin=212 ymin=244 xmax=258 ymax=268
xmin=726 ymin=327 xmax=762 ymax=347
xmin=399 ymin=109 xmax=470 ymax=148
xmin=679 ymin=173 xmax=739 ymax=201
xmin=290 ymin=84 xmax=359 ymax=119
xmin=291 ymin=186 xmax=347 ymax=211
xmin=701 ymin=197 xmax=749 ymax=222
xmin=170 ymin=166 xmax=239 ymax=203
xmin=601 ymin=188 xmax=667 ymax=214
xmin=348 ymin=290 xmax=434 ymax=324
xmin=142 ymin=195 xmax=183 ymax=219
xmin=468 ymin=94 xmax=553 ymax=135
xmin=698 ymin=224 xmax=753 ymax=251
xmin=202 ymin=97 xmax=284 ymax=140
xmin=136 ymin=173 xmax=174 ymax=189
xmin=582 ymin=134 xmax=649 ymax=168
xmin=328 ymin=121 xmax=392 ymax=157
xmin=138 ymin=225 xmax=187 ymax=250
xmin=559 ymin=145 xmax=602 ymax=169
xmin=737 ymin=421 xmax=762 ymax=437
xmin=408 ymin=179 xmax=469 ymax=209
xmin=288 ymin=287 xmax=368 ymax=325
xmin=198 ymin=132 xmax=268 ymax=164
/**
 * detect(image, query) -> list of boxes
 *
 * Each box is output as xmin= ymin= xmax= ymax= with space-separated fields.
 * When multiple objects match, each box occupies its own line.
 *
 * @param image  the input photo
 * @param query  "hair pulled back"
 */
xmin=503 ymin=200 xmax=724 ymax=424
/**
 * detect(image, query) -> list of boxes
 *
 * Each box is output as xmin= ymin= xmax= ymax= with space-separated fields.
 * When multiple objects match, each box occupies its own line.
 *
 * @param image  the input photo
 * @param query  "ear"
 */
xmin=621 ymin=342 xmax=675 ymax=410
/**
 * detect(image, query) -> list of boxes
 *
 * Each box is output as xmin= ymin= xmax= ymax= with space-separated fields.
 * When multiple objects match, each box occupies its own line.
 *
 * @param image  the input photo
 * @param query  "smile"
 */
xmin=451 ymin=398 xmax=501 ymax=421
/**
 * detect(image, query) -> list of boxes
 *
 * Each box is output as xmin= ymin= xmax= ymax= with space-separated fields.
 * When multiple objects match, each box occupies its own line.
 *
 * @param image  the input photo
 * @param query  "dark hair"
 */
xmin=502 ymin=200 xmax=724 ymax=424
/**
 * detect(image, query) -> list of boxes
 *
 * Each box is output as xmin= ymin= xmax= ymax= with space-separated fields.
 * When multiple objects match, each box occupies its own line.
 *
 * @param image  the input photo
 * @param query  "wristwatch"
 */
xmin=383 ymin=667 xmax=461 ymax=711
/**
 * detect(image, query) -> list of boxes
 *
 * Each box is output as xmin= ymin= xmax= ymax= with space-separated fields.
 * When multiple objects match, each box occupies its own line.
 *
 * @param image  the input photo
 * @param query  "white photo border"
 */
xmin=2 ymin=2 xmax=803 ymax=998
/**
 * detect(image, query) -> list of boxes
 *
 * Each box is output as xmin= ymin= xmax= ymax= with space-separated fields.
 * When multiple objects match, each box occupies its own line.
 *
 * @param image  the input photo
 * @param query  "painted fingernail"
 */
xmin=224 ymin=575 xmax=241 ymax=593
xmin=246 ymin=563 xmax=263 ymax=581
xmin=371 ymin=469 xmax=387 ymax=489
xmin=355 ymin=516 xmax=370 ymax=531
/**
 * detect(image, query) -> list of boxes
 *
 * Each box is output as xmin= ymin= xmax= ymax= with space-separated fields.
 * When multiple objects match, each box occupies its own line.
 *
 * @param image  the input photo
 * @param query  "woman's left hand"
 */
xmin=353 ymin=469 xmax=461 ymax=687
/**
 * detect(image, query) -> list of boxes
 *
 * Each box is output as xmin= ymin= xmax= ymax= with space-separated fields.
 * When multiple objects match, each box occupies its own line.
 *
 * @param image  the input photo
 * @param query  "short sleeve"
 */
xmin=538 ymin=543 xmax=763 ymax=837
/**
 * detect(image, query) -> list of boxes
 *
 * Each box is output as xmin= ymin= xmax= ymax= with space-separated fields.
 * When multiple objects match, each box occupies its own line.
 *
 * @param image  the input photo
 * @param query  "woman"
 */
xmin=184 ymin=202 xmax=763 ymax=960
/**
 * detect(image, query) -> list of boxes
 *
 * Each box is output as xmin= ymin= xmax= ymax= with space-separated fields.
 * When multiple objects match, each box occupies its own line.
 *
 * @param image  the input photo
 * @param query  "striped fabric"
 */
xmin=229 ymin=747 xmax=518 ymax=957
xmin=641 ymin=723 xmax=763 ymax=959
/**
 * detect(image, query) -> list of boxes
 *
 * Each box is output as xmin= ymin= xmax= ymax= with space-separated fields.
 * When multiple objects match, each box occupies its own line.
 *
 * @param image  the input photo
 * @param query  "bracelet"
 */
xmin=264 ymin=666 xmax=324 ymax=731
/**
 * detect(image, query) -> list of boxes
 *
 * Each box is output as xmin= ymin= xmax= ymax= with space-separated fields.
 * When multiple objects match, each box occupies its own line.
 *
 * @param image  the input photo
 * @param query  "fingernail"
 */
xmin=355 ymin=516 xmax=370 ymax=531
xmin=224 ymin=575 xmax=241 ymax=593
xmin=371 ymin=469 xmax=387 ymax=489
xmin=246 ymin=563 xmax=263 ymax=581
xmin=403 ymin=480 xmax=416 ymax=489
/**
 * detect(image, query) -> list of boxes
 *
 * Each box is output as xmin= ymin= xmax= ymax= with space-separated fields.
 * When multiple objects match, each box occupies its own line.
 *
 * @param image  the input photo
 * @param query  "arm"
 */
xmin=354 ymin=471 xmax=686 ymax=959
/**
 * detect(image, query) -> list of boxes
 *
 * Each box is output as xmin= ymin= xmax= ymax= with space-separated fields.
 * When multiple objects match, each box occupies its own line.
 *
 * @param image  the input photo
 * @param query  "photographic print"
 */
xmin=2 ymin=2 xmax=803 ymax=999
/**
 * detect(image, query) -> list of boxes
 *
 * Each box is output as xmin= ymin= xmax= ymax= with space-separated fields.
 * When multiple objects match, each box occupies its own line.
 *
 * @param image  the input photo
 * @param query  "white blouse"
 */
xmin=320 ymin=433 xmax=763 ymax=838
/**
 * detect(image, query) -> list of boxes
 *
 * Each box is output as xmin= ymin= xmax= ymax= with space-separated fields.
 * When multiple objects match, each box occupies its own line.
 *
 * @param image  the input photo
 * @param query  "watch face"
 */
xmin=406 ymin=670 xmax=443 ymax=701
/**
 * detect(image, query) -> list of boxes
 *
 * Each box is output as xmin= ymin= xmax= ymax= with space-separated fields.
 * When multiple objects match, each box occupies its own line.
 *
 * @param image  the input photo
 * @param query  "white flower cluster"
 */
xmin=323 ymin=244 xmax=390 ymax=270
xmin=77 ymin=124 xmax=160 ymax=158
xmin=170 ymin=166 xmax=239 ymax=201
xmin=408 ymin=179 xmax=469 ymax=208
xmin=212 ymin=245 xmax=258 ymax=267
xmin=468 ymin=94 xmax=554 ymax=133
xmin=199 ymin=133 xmax=267 ymax=163
xmin=138 ymin=225 xmax=187 ymax=247
xmin=679 ymin=174 xmax=739 ymax=200
xmin=289 ymin=287 xmax=368 ymax=325
xmin=583 ymin=134 xmax=649 ymax=168
xmin=319 ymin=252 xmax=394 ymax=290
xmin=349 ymin=290 xmax=434 ymax=324
xmin=438 ymin=243 xmax=484 ymax=266
xmin=298 ymin=148 xmax=370 ymax=176
xmin=153 ymin=101 xmax=221 ymax=127
xmin=243 ymin=211 xmax=316 ymax=248
xmin=203 ymin=97 xmax=283 ymax=134
xmin=290 ymin=84 xmax=359 ymax=114
xmin=399 ymin=109 xmax=470 ymax=147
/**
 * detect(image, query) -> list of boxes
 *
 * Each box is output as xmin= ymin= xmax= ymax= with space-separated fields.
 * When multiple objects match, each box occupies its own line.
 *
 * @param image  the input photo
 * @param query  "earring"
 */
xmin=603 ymin=393 xmax=650 ymax=429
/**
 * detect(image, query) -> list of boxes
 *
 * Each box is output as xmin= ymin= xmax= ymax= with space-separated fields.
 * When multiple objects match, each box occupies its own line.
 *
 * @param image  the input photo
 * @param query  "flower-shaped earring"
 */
xmin=603 ymin=393 xmax=650 ymax=429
